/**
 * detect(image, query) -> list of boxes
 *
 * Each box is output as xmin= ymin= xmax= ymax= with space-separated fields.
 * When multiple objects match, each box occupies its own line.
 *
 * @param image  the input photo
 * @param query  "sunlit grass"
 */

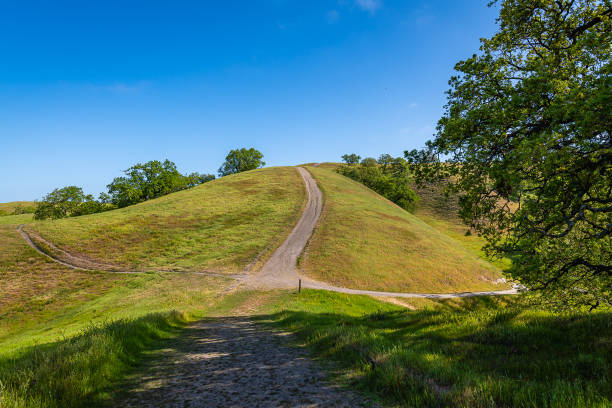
xmin=25 ymin=167 xmax=305 ymax=273
xmin=259 ymin=289 xmax=612 ymax=408
xmin=301 ymin=166 xmax=507 ymax=293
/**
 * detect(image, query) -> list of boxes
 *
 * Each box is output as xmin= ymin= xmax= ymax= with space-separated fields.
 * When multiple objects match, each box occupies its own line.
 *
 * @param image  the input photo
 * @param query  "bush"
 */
xmin=106 ymin=160 xmax=215 ymax=208
xmin=337 ymin=155 xmax=419 ymax=212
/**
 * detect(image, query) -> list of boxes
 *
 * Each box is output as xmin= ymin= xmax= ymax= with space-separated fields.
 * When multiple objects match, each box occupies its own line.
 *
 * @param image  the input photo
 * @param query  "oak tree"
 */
xmin=407 ymin=0 xmax=611 ymax=309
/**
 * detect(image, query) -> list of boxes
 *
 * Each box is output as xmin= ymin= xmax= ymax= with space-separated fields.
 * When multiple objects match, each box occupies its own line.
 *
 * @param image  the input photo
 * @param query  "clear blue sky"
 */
xmin=0 ymin=0 xmax=499 ymax=202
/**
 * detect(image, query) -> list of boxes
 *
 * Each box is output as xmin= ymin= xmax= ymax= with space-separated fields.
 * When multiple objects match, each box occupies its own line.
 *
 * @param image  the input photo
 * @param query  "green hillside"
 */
xmin=25 ymin=167 xmax=305 ymax=273
xmin=301 ymin=165 xmax=508 ymax=293
xmin=0 ymin=201 xmax=36 ymax=216
xmin=2 ymin=164 xmax=610 ymax=408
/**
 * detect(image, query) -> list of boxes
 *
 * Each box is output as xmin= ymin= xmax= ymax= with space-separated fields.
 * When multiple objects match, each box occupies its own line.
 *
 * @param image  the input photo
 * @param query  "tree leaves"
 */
xmin=408 ymin=0 xmax=611 ymax=309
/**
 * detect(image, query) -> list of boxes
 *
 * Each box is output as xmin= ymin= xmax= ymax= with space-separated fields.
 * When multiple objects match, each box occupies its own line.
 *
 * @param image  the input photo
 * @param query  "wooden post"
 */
xmin=298 ymin=278 xmax=302 ymax=293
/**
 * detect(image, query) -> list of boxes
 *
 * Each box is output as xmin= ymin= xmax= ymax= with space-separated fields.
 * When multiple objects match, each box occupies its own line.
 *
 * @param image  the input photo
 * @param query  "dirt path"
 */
xmin=118 ymin=316 xmax=372 ymax=407
xmin=245 ymin=167 xmax=323 ymax=289
xmin=18 ymin=166 xmax=519 ymax=298
xmin=244 ymin=167 xmax=520 ymax=299
xmin=17 ymin=225 xmax=247 ymax=280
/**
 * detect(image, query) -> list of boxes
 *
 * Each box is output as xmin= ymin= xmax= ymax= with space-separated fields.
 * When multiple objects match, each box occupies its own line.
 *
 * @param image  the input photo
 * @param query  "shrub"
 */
xmin=337 ymin=155 xmax=419 ymax=212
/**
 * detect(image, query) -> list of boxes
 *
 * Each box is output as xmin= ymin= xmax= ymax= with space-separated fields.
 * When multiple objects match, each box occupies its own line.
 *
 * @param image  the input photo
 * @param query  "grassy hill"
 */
xmin=412 ymin=180 xmax=512 ymax=270
xmin=300 ymin=165 xmax=508 ymax=293
xmin=2 ymin=164 xmax=610 ymax=407
xmin=25 ymin=167 xmax=305 ymax=274
xmin=0 ymin=201 xmax=36 ymax=217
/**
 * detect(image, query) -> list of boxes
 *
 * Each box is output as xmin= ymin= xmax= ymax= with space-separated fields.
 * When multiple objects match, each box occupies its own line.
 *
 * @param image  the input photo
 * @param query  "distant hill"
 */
xmin=0 ymin=201 xmax=36 ymax=216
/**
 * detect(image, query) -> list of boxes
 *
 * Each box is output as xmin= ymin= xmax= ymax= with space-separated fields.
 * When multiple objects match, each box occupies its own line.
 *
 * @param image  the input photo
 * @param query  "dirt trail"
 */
xmin=17 ymin=225 xmax=247 ymax=280
xmin=18 ymin=166 xmax=519 ymax=298
xmin=244 ymin=167 xmax=520 ymax=299
xmin=245 ymin=167 xmax=323 ymax=289
xmin=118 ymin=316 xmax=371 ymax=407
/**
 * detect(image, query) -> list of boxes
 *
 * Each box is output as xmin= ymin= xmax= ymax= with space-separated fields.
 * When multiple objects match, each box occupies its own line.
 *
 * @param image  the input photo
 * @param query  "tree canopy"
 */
xmin=34 ymin=186 xmax=99 ymax=220
xmin=407 ymin=0 xmax=611 ymax=309
xmin=107 ymin=160 xmax=215 ymax=207
xmin=218 ymin=148 xmax=265 ymax=176
xmin=35 ymin=159 xmax=215 ymax=218
xmin=338 ymin=154 xmax=419 ymax=212
xmin=341 ymin=153 xmax=361 ymax=165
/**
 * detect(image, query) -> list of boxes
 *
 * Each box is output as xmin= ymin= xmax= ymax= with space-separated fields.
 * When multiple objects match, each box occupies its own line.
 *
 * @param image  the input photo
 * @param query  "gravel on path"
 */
xmin=118 ymin=317 xmax=372 ymax=408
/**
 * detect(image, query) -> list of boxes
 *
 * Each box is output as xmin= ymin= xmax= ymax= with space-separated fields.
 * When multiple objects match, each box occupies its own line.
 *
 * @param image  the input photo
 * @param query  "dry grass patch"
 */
xmin=0 ymin=225 xmax=121 ymax=341
xmin=301 ymin=166 xmax=507 ymax=293
xmin=413 ymin=181 xmax=512 ymax=270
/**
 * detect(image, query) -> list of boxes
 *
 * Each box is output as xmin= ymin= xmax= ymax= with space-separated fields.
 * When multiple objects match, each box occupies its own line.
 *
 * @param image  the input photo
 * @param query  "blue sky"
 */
xmin=0 ymin=0 xmax=499 ymax=202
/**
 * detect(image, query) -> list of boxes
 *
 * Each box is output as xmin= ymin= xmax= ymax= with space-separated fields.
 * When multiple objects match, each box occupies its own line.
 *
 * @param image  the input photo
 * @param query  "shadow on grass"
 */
xmin=2 ymin=298 xmax=611 ymax=408
xmin=251 ymin=303 xmax=612 ymax=408
xmin=111 ymin=316 xmax=372 ymax=407
xmin=0 ymin=311 xmax=187 ymax=408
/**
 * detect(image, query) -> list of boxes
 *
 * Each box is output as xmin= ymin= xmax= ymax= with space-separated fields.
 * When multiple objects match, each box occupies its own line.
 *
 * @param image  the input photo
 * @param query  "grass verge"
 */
xmin=259 ymin=289 xmax=612 ymax=408
xmin=0 ymin=311 xmax=187 ymax=408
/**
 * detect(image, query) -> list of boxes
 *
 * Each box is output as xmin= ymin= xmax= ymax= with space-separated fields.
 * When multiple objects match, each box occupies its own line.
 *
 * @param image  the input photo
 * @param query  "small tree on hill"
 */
xmin=341 ymin=153 xmax=361 ymax=165
xmin=34 ymin=186 xmax=93 ymax=220
xmin=378 ymin=154 xmax=394 ymax=171
xmin=218 ymin=148 xmax=265 ymax=177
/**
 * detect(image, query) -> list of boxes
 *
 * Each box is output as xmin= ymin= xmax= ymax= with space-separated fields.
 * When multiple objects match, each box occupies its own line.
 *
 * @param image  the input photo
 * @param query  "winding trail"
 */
xmin=18 ymin=166 xmax=519 ymax=298
xmin=244 ymin=167 xmax=323 ymax=289
xmin=244 ymin=167 xmax=520 ymax=299
xmin=17 ymin=224 xmax=247 ymax=280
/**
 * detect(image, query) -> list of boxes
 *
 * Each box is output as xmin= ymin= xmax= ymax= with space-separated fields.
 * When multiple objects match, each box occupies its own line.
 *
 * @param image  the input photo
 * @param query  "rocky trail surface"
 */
xmin=118 ymin=316 xmax=371 ymax=408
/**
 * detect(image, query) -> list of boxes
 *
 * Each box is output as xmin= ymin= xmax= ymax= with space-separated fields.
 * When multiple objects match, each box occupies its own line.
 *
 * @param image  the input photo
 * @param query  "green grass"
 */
xmin=0 ymin=216 xmax=233 ymax=352
xmin=413 ymin=182 xmax=512 ymax=270
xmin=0 ymin=311 xmax=188 ymax=408
xmin=0 ymin=201 xmax=36 ymax=217
xmin=25 ymin=167 xmax=305 ymax=273
xmin=0 ymin=213 xmax=34 ymax=225
xmin=258 ymin=289 xmax=612 ymax=408
xmin=0 ymin=221 xmax=234 ymax=407
xmin=0 ymin=225 xmax=121 ymax=343
xmin=302 ymin=166 xmax=507 ymax=293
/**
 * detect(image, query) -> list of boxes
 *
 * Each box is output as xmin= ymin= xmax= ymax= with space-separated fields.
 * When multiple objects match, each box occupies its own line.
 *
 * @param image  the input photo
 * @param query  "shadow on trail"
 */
xmin=248 ymin=303 xmax=612 ymax=408
xmin=3 ymin=300 xmax=611 ymax=408
xmin=116 ymin=316 xmax=370 ymax=407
